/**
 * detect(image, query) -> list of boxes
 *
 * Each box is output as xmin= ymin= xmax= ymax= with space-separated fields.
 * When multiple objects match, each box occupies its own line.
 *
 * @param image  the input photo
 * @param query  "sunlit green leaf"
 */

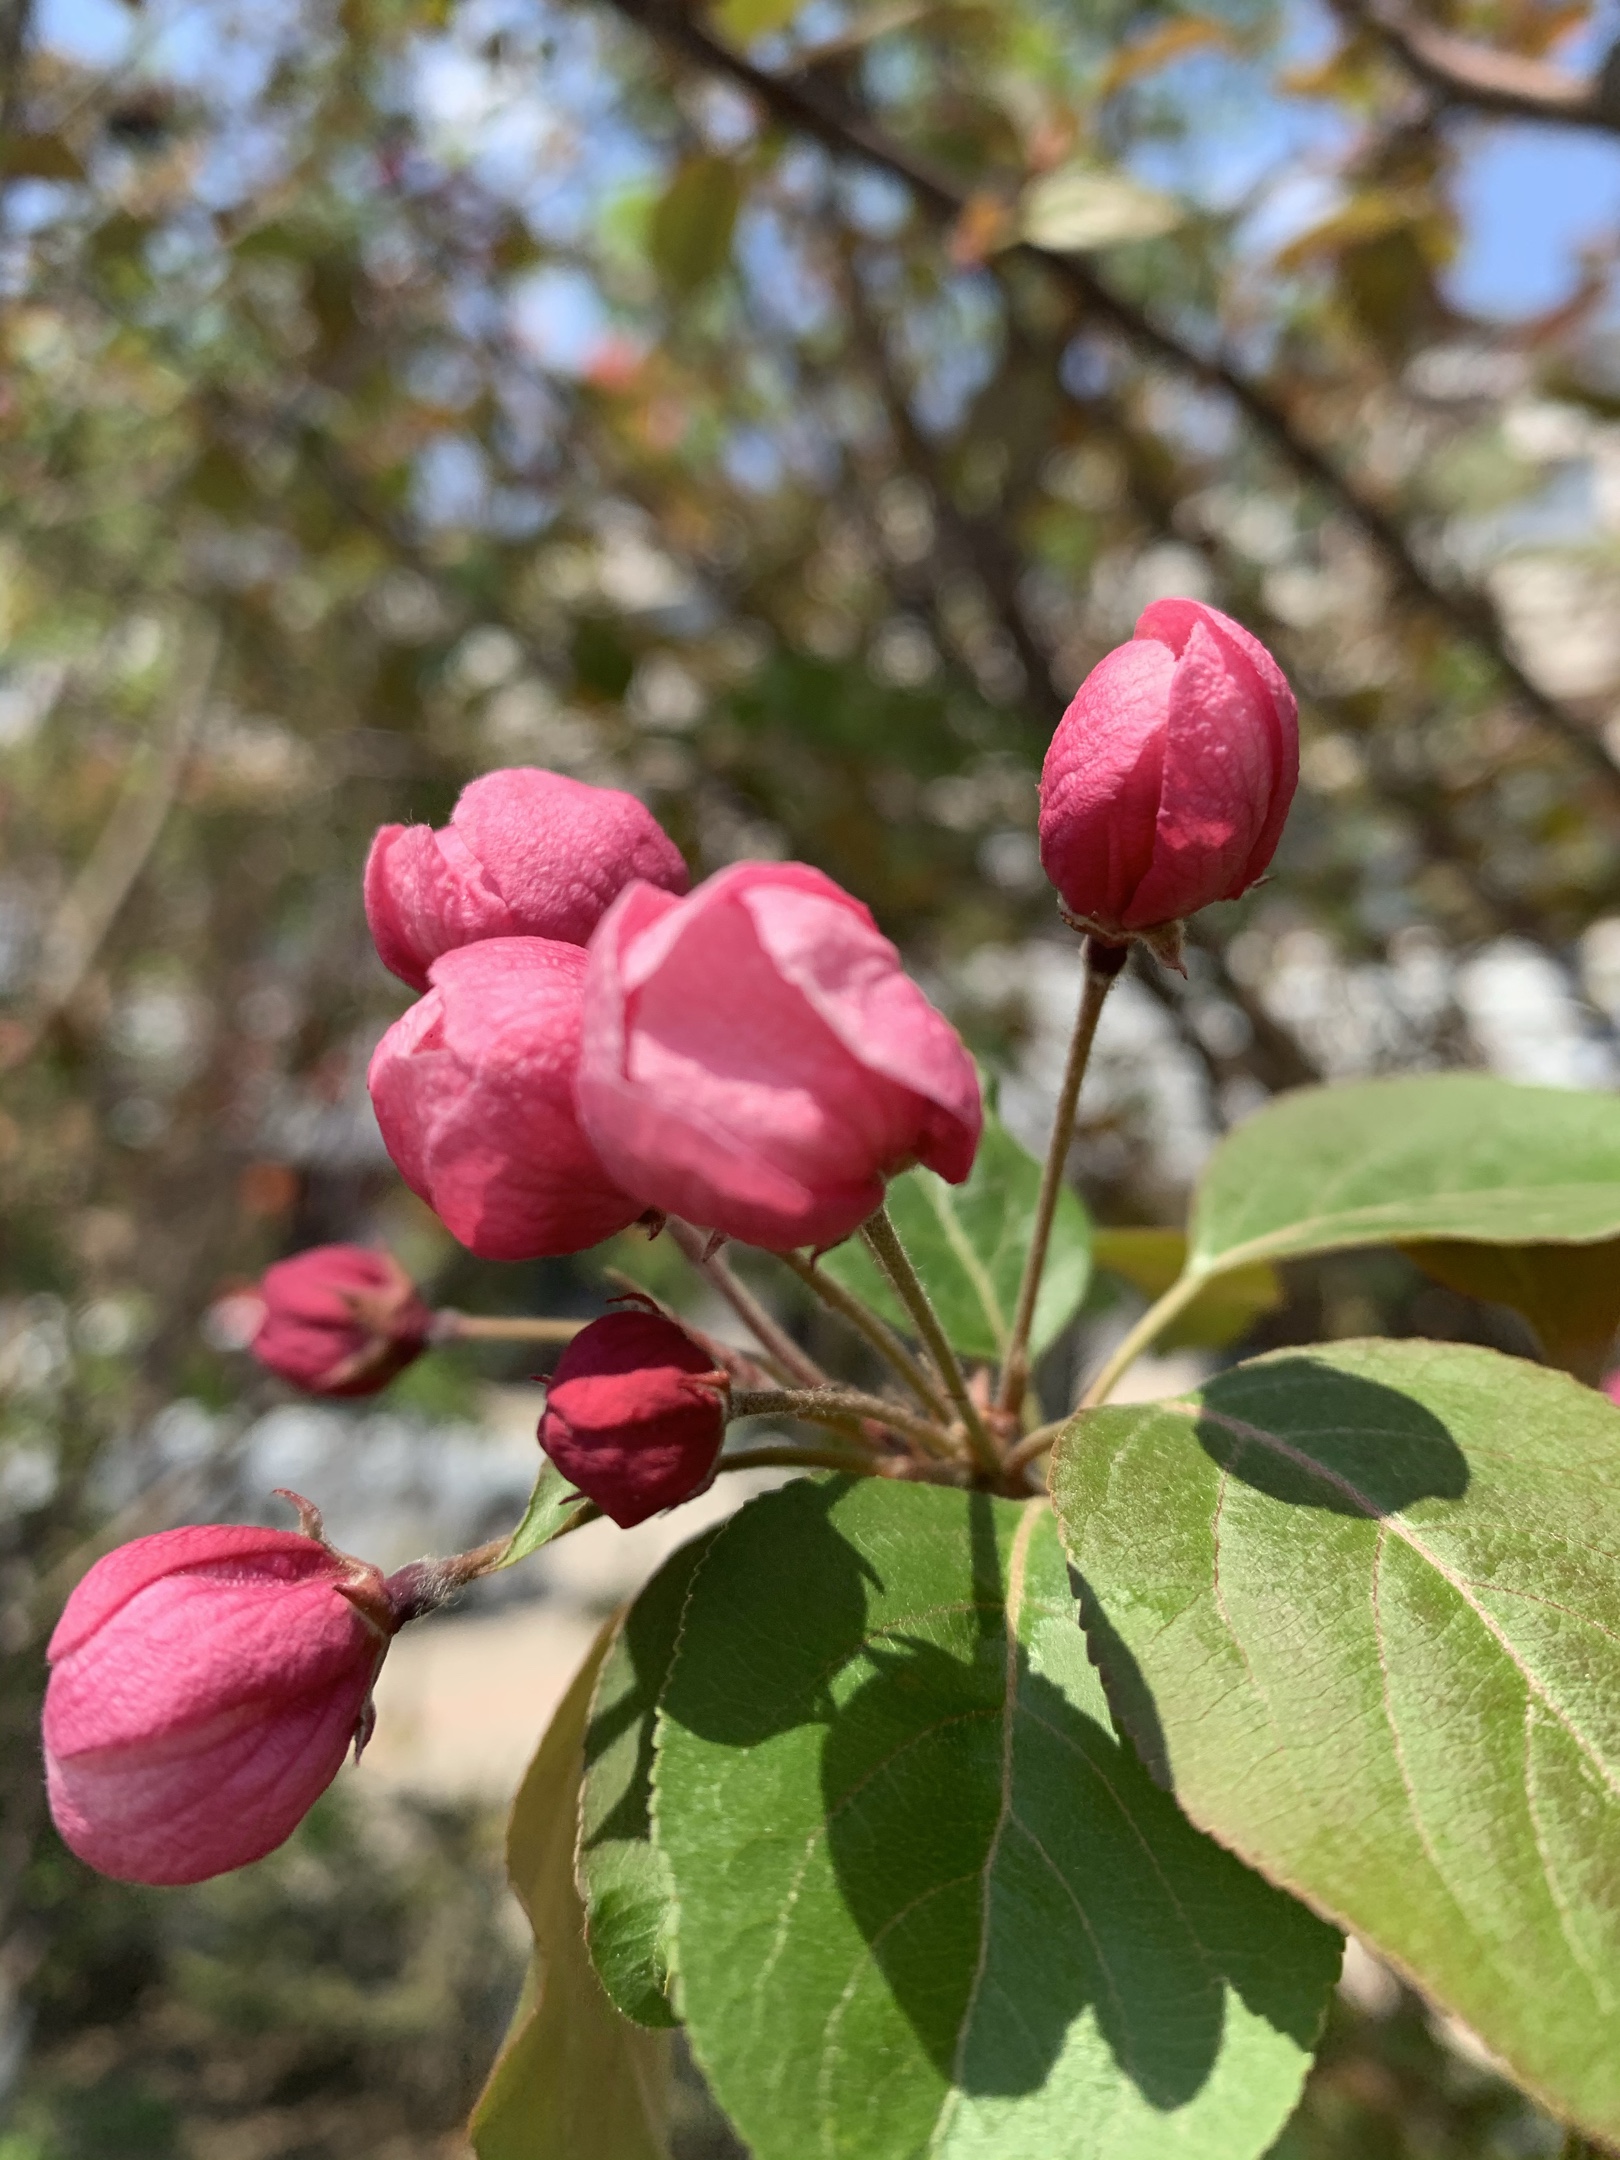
xmin=495 ymin=1457 xmax=591 ymax=1569
xmin=820 ymin=1100 xmax=1091 ymax=1366
xmin=1019 ymin=165 xmax=1182 ymax=251
xmin=1052 ymin=1339 xmax=1620 ymax=2145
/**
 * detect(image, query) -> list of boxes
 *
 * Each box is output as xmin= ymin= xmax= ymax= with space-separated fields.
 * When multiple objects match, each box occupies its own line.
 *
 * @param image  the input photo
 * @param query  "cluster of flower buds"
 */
xmin=364 ymin=773 xmax=984 ymax=1260
xmin=50 ymin=594 xmax=1298 ymax=1891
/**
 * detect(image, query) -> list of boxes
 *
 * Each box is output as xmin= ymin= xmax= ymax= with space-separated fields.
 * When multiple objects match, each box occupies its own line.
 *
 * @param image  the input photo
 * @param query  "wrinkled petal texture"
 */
xmin=44 ymin=1528 xmax=386 ymax=1885
xmin=251 ymin=1245 xmax=429 ymax=1396
xmin=367 ymin=938 xmax=642 ymax=1260
xmin=577 ymin=864 xmax=982 ymax=1252
xmin=1039 ymin=598 xmax=1298 ymax=933
xmin=365 ymin=769 xmax=688 ymax=990
xmin=540 ymin=1310 xmax=725 ymax=1528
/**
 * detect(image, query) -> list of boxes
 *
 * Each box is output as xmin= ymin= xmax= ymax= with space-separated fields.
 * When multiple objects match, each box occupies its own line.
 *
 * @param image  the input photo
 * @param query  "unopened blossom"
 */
xmin=368 ymin=938 xmax=644 ymax=1261
xmin=365 ymin=767 xmax=688 ymax=991
xmin=44 ymin=1519 xmax=401 ymax=1886
xmin=540 ymin=1308 xmax=728 ymax=1528
xmin=576 ymin=863 xmax=982 ymax=1252
xmin=250 ymin=1245 xmax=431 ymax=1397
xmin=1039 ymin=598 xmax=1298 ymax=949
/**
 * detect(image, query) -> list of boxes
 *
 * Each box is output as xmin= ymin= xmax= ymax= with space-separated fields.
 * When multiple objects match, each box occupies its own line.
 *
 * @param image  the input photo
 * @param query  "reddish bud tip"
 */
xmin=539 ymin=1310 xmax=730 ymax=1528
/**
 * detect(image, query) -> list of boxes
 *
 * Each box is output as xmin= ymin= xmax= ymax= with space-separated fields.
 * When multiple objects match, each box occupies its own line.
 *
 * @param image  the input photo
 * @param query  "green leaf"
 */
xmin=654 ymin=1478 xmax=1340 ymax=2160
xmin=0 ymin=134 xmax=87 ymax=182
xmin=1092 ymin=1228 xmax=1282 ymax=1351
xmin=579 ymin=1531 xmax=720 ymax=2028
xmin=1018 ymin=164 xmax=1182 ymax=251
xmin=472 ymin=1623 xmax=672 ymax=2160
xmin=820 ymin=1102 xmax=1091 ymax=1366
xmin=1050 ymin=1338 xmax=1620 ymax=2145
xmin=712 ymin=0 xmax=803 ymax=37
xmin=1403 ymin=1236 xmax=1620 ymax=1382
xmin=648 ymin=155 xmax=742 ymax=296
xmin=1186 ymin=1076 xmax=1620 ymax=1283
xmin=495 ymin=1457 xmax=591 ymax=1569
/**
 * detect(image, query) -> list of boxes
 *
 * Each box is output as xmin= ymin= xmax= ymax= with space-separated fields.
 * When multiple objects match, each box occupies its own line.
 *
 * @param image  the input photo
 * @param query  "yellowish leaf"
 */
xmin=470 ymin=1622 xmax=672 ymax=2160
xmin=1018 ymin=164 xmax=1182 ymax=252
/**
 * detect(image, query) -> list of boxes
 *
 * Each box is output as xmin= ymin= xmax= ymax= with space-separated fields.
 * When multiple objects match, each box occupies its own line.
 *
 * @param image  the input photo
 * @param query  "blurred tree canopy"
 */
xmin=4 ymin=0 xmax=1620 ymax=2150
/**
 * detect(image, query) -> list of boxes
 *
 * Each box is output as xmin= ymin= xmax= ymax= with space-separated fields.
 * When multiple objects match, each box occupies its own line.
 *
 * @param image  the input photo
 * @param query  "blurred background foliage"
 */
xmin=3 ymin=0 xmax=1620 ymax=2147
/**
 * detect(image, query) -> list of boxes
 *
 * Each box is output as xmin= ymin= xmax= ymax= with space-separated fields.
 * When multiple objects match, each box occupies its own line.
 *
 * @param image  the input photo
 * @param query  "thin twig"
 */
xmin=599 ymin=0 xmax=1620 ymax=792
xmin=998 ymin=938 xmax=1127 ymax=1417
xmin=667 ymin=1219 xmax=830 ymax=1389
xmin=774 ymin=1248 xmax=953 ymax=1420
xmin=729 ymin=1382 xmax=949 ymax=1458
xmin=1002 ymin=1416 xmax=1070 ymax=1479
xmin=1078 ymin=1271 xmax=1206 ymax=1409
xmin=860 ymin=1208 xmax=1001 ymax=1474
xmin=719 ymin=1437 xmax=884 ymax=1475
xmin=433 ymin=1312 xmax=587 ymax=1344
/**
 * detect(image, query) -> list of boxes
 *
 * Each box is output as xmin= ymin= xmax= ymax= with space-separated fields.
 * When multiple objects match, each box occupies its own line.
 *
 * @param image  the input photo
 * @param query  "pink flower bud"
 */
xmin=539 ymin=1309 xmax=728 ymax=1528
xmin=365 ymin=768 xmax=688 ymax=992
xmin=368 ymin=937 xmax=643 ymax=1260
xmin=1038 ymin=599 xmax=1298 ymax=941
xmin=250 ymin=1245 xmax=431 ymax=1397
xmin=576 ymin=863 xmax=983 ymax=1253
xmin=43 ymin=1522 xmax=399 ymax=1885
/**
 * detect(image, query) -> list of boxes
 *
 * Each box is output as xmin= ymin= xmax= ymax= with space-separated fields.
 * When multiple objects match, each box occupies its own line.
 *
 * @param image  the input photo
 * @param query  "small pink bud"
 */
xmin=540 ymin=1309 xmax=728 ymax=1528
xmin=43 ymin=1519 xmax=400 ymax=1885
xmin=250 ymin=1245 xmax=430 ymax=1397
xmin=1039 ymin=599 xmax=1298 ymax=942
xmin=1604 ymin=1370 xmax=1620 ymax=1408
xmin=367 ymin=937 xmax=644 ymax=1261
xmin=365 ymin=768 xmax=688 ymax=992
xmin=576 ymin=863 xmax=983 ymax=1253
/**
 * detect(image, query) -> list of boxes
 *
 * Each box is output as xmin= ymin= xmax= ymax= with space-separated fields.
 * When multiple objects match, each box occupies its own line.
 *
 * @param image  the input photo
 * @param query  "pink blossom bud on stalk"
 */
xmin=368 ymin=937 xmax=645 ymax=1260
xmin=249 ymin=1244 xmax=431 ymax=1396
xmin=365 ymin=768 xmax=689 ymax=992
xmin=576 ymin=863 xmax=983 ymax=1253
xmin=43 ymin=1515 xmax=406 ymax=1885
xmin=1038 ymin=599 xmax=1298 ymax=958
xmin=539 ymin=1308 xmax=729 ymax=1527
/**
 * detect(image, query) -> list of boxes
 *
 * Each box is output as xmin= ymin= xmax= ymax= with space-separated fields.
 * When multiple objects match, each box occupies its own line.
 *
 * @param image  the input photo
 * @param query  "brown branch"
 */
xmin=597 ymin=0 xmax=1620 ymax=794
xmin=1342 ymin=0 xmax=1617 ymax=133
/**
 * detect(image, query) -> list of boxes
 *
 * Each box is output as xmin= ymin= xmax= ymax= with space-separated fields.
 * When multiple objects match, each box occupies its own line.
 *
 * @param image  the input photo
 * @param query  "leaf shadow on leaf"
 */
xmin=665 ymin=1483 xmax=1327 ymax=2116
xmin=1189 ymin=1355 xmax=1470 ymax=1516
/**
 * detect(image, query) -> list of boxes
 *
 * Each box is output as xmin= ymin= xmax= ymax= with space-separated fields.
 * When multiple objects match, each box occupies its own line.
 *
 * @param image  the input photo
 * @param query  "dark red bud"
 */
xmin=539 ymin=1310 xmax=729 ymax=1528
xmin=251 ymin=1245 xmax=432 ymax=1397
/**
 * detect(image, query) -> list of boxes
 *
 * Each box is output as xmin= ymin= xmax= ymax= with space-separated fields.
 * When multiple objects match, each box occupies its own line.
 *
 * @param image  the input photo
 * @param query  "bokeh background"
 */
xmin=4 ymin=0 xmax=1620 ymax=2149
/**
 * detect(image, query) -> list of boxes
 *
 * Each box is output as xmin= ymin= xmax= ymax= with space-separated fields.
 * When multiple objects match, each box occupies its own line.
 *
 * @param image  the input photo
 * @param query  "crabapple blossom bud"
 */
xmin=368 ymin=938 xmax=644 ymax=1261
xmin=1039 ymin=599 xmax=1298 ymax=947
xmin=365 ymin=768 xmax=688 ymax=992
xmin=576 ymin=863 xmax=983 ymax=1253
xmin=43 ymin=1519 xmax=401 ymax=1885
xmin=250 ymin=1244 xmax=430 ymax=1397
xmin=540 ymin=1309 xmax=728 ymax=1528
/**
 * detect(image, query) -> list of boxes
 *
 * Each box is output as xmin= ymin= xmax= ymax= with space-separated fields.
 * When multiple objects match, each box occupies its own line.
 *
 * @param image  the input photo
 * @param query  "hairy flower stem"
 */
xmin=433 ymin=1312 xmax=586 ymax=1344
xmin=1000 ymin=1416 xmax=1070 ymax=1480
xmin=861 ymin=1208 xmax=1002 ymax=1475
xmin=1078 ymin=1268 xmax=1205 ymax=1408
xmin=729 ymin=1385 xmax=951 ymax=1460
xmin=774 ymin=1249 xmax=953 ymax=1422
xmin=997 ymin=935 xmax=1128 ymax=1420
xmin=668 ymin=1220 xmax=830 ymax=1390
